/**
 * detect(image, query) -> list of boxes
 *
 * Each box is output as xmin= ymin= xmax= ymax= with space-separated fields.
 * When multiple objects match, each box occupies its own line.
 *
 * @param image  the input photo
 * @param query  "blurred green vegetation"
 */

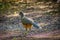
xmin=0 ymin=2 xmax=27 ymax=15
xmin=0 ymin=2 xmax=11 ymax=14
xmin=12 ymin=37 xmax=17 ymax=40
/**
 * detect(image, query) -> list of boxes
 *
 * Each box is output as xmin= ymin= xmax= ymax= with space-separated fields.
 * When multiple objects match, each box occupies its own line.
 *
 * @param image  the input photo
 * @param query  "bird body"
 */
xmin=21 ymin=17 xmax=33 ymax=24
xmin=19 ymin=12 xmax=41 ymax=31
xmin=21 ymin=17 xmax=32 ymax=30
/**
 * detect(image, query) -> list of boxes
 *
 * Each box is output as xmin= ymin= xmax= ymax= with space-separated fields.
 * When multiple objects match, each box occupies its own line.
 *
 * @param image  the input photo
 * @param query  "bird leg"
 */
xmin=23 ymin=24 xmax=32 ymax=35
xmin=27 ymin=24 xmax=32 ymax=31
xmin=23 ymin=24 xmax=28 ymax=35
xmin=26 ymin=27 xmax=28 ymax=31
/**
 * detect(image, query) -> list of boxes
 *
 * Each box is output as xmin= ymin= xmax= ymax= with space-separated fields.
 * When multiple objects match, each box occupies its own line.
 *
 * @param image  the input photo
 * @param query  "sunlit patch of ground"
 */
xmin=6 ymin=12 xmax=19 ymax=17
xmin=39 ymin=22 xmax=50 ymax=27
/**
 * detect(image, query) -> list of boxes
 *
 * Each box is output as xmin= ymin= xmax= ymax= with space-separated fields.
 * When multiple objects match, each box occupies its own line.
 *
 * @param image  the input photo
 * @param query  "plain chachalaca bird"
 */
xmin=19 ymin=12 xmax=42 ymax=31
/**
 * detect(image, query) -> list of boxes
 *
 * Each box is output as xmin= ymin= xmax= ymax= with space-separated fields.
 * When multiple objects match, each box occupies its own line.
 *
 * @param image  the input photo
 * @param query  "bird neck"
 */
xmin=20 ymin=13 xmax=24 ymax=19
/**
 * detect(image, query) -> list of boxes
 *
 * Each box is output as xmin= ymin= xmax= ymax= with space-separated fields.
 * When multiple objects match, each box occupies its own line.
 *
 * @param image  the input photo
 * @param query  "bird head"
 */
xmin=19 ymin=12 xmax=24 ymax=18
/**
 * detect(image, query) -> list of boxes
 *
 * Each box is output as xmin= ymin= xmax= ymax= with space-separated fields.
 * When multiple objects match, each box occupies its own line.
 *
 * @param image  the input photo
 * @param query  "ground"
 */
xmin=0 ymin=2 xmax=60 ymax=40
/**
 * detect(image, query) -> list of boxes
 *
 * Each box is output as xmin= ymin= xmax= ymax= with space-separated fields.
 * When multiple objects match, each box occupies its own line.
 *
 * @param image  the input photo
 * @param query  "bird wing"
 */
xmin=21 ymin=17 xmax=34 ymax=24
xmin=21 ymin=17 xmax=42 ymax=29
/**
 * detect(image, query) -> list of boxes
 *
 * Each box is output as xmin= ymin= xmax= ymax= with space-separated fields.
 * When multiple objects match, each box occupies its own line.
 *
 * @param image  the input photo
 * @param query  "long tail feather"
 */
xmin=32 ymin=22 xmax=39 ymax=29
